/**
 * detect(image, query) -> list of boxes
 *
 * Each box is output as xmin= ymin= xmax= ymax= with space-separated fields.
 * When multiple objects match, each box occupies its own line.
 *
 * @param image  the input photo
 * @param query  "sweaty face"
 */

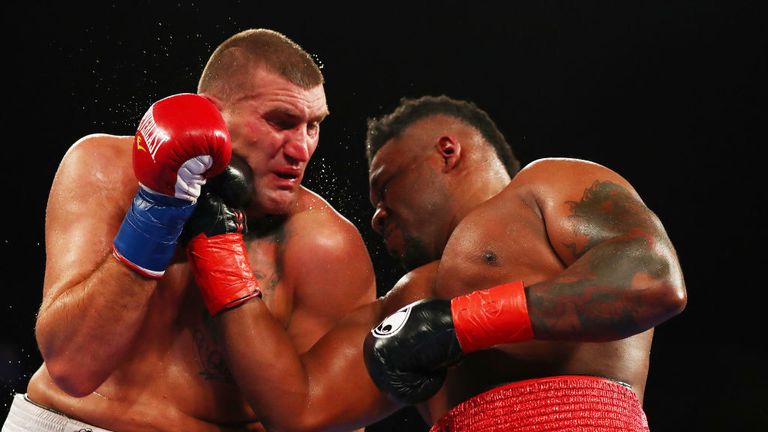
xmin=220 ymin=68 xmax=328 ymax=216
xmin=369 ymin=136 xmax=449 ymax=271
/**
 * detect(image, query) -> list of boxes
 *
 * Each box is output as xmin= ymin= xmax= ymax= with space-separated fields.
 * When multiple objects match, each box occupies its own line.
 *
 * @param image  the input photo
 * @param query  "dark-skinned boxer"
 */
xmin=178 ymin=95 xmax=686 ymax=431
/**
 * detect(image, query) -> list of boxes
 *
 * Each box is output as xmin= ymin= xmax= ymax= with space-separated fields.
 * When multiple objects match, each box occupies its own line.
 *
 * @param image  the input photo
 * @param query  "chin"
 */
xmin=400 ymin=236 xmax=433 ymax=272
xmin=259 ymin=191 xmax=298 ymax=215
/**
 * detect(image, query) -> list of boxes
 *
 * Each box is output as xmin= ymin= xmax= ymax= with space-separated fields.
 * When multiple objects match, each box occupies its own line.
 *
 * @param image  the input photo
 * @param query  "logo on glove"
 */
xmin=372 ymin=302 xmax=416 ymax=339
xmin=137 ymin=109 xmax=170 ymax=162
xmin=135 ymin=135 xmax=147 ymax=152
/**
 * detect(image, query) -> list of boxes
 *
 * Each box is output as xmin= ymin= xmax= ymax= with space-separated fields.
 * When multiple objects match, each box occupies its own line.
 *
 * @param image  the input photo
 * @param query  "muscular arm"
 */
xmin=35 ymin=135 xmax=156 ymax=396
xmin=285 ymin=209 xmax=377 ymax=352
xmin=521 ymin=158 xmax=687 ymax=341
xmin=218 ymin=262 xmax=438 ymax=432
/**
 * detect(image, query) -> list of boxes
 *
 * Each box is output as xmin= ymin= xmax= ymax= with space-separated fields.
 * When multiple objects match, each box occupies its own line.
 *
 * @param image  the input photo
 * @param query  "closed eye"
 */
xmin=267 ymin=118 xmax=295 ymax=131
xmin=265 ymin=110 xmax=301 ymax=131
xmin=375 ymin=180 xmax=391 ymax=207
xmin=307 ymin=121 xmax=320 ymax=137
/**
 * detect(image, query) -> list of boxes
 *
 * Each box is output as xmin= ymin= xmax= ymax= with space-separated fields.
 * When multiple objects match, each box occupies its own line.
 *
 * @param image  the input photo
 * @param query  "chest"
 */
xmin=162 ymin=229 xmax=297 ymax=334
xmin=244 ymin=234 xmax=294 ymax=326
xmin=436 ymin=197 xmax=563 ymax=298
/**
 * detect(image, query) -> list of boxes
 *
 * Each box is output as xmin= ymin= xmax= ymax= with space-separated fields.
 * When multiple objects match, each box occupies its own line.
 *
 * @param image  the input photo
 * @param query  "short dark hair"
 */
xmin=198 ymin=29 xmax=323 ymax=94
xmin=365 ymin=95 xmax=520 ymax=176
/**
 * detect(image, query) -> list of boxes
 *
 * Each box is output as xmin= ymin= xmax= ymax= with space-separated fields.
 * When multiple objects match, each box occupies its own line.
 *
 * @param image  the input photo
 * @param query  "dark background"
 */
xmin=1 ymin=1 xmax=766 ymax=430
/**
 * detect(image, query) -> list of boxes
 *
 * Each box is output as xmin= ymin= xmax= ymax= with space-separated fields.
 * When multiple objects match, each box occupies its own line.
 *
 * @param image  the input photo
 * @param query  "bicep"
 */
xmin=523 ymin=160 xmax=685 ymax=339
xmin=534 ymin=161 xmax=661 ymax=265
xmin=287 ymin=221 xmax=377 ymax=352
xmin=302 ymin=303 xmax=396 ymax=427
xmin=296 ymin=263 xmax=439 ymax=429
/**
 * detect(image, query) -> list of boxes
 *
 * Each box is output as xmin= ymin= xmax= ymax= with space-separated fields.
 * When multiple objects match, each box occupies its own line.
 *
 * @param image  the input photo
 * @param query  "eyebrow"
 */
xmin=368 ymin=187 xmax=379 ymax=207
xmin=368 ymin=167 xmax=387 ymax=205
xmin=368 ymin=167 xmax=383 ymax=191
xmin=269 ymin=105 xmax=331 ymax=122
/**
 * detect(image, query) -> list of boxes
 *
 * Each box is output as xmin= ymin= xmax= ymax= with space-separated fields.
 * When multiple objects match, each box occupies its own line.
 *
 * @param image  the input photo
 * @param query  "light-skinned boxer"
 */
xmin=3 ymin=29 xmax=375 ymax=432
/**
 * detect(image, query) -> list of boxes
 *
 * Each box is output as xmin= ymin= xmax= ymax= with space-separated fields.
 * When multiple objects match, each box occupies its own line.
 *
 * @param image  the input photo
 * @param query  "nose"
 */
xmin=371 ymin=206 xmax=389 ymax=235
xmin=283 ymin=129 xmax=311 ymax=164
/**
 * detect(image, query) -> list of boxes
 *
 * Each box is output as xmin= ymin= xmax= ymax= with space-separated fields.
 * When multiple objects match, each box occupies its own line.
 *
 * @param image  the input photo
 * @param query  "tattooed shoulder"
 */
xmin=563 ymin=180 xmax=653 ymax=258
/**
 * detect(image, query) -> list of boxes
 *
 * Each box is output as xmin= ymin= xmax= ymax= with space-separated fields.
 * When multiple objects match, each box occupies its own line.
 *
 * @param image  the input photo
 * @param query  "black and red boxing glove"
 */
xmin=363 ymin=281 xmax=533 ymax=404
xmin=182 ymin=155 xmax=261 ymax=316
xmin=112 ymin=94 xmax=231 ymax=278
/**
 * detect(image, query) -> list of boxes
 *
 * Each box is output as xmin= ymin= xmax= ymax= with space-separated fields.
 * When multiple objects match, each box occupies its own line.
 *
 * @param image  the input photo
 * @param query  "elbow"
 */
xmin=653 ymin=271 xmax=687 ymax=324
xmin=642 ymin=244 xmax=687 ymax=323
xmin=664 ymin=258 xmax=688 ymax=318
xmin=38 ymin=325 xmax=104 ymax=397
xmin=44 ymin=357 xmax=103 ymax=398
xmin=665 ymin=280 xmax=687 ymax=318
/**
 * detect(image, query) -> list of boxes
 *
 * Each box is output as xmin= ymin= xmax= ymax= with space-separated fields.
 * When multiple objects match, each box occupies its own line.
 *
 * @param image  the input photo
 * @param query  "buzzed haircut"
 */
xmin=365 ymin=95 xmax=521 ymax=176
xmin=198 ymin=28 xmax=323 ymax=94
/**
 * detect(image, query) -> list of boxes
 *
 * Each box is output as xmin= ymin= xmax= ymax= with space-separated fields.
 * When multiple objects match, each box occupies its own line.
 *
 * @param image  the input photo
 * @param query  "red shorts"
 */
xmin=430 ymin=375 xmax=649 ymax=432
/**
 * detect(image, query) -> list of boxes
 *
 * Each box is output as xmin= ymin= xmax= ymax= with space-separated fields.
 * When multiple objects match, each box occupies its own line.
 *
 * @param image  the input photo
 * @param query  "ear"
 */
xmin=436 ymin=136 xmax=462 ymax=173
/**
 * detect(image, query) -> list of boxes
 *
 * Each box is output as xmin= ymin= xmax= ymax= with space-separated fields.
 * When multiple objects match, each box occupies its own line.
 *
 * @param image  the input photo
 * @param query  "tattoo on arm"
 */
xmin=194 ymin=314 xmax=235 ymax=383
xmin=246 ymin=222 xmax=287 ymax=296
xmin=192 ymin=222 xmax=289 ymax=382
xmin=562 ymin=181 xmax=653 ymax=258
xmin=530 ymin=180 xmax=672 ymax=340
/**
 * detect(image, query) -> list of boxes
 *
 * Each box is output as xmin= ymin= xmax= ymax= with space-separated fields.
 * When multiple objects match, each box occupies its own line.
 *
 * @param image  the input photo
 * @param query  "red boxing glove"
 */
xmin=134 ymin=93 xmax=231 ymax=201
xmin=363 ymin=282 xmax=534 ymax=404
xmin=188 ymin=233 xmax=261 ymax=316
xmin=451 ymin=281 xmax=534 ymax=353
xmin=113 ymin=94 xmax=232 ymax=277
xmin=184 ymin=156 xmax=260 ymax=315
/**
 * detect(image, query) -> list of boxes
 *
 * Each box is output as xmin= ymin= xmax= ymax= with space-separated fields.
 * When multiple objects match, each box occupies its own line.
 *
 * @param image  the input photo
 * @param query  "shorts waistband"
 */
xmin=430 ymin=375 xmax=649 ymax=432
xmin=2 ymin=393 xmax=112 ymax=432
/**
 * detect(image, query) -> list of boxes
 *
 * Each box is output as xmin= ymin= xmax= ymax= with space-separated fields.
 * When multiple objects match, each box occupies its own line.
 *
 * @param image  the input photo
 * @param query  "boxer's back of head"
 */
xmin=198 ymin=28 xmax=324 ymax=98
xmin=365 ymin=95 xmax=520 ymax=176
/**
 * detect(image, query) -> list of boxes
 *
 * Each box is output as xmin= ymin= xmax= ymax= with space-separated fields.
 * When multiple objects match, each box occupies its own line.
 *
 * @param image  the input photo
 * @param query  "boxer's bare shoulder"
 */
xmin=510 ymin=157 xmax=663 ymax=267
xmin=291 ymin=190 xmax=372 ymax=276
xmin=54 ymin=134 xmax=137 ymax=199
xmin=510 ymin=157 xmax=640 ymax=200
xmin=43 ymin=135 xmax=138 ymax=299
xmin=253 ymin=186 xmax=376 ymax=351
xmin=65 ymin=133 xmax=134 ymax=162
xmin=292 ymin=186 xmax=368 ymax=250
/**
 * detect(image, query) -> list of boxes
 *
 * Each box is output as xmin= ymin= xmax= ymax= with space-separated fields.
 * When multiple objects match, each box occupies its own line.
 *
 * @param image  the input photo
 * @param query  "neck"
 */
xmin=245 ymin=188 xmax=304 ymax=227
xmin=246 ymin=213 xmax=288 ymax=238
xmin=446 ymin=170 xmax=511 ymax=238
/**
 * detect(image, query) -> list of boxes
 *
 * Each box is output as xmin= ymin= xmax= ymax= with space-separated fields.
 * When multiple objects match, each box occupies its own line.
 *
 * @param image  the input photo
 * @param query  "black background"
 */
xmin=1 ymin=1 xmax=766 ymax=430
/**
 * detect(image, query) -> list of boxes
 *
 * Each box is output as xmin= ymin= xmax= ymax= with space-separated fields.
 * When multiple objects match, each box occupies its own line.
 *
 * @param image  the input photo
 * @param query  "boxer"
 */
xmin=4 ymin=29 xmax=375 ymax=431
xmin=184 ymin=95 xmax=686 ymax=431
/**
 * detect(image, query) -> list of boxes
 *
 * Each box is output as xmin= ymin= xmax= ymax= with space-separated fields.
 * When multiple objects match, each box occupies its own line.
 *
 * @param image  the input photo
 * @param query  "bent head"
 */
xmin=365 ymin=95 xmax=520 ymax=270
xmin=198 ymin=29 xmax=328 ymax=217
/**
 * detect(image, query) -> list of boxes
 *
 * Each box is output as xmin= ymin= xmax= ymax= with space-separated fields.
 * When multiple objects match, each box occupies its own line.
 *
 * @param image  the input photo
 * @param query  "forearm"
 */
xmin=527 ymin=233 xmax=686 ymax=341
xmin=217 ymin=300 xmax=314 ymax=430
xmin=218 ymin=299 xmax=394 ymax=432
xmin=36 ymin=256 xmax=156 ymax=395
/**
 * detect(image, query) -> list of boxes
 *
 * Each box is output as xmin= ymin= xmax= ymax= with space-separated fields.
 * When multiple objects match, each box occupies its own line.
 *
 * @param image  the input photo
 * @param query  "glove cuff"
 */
xmin=451 ymin=281 xmax=533 ymax=353
xmin=187 ymin=232 xmax=261 ymax=315
xmin=112 ymin=187 xmax=196 ymax=278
